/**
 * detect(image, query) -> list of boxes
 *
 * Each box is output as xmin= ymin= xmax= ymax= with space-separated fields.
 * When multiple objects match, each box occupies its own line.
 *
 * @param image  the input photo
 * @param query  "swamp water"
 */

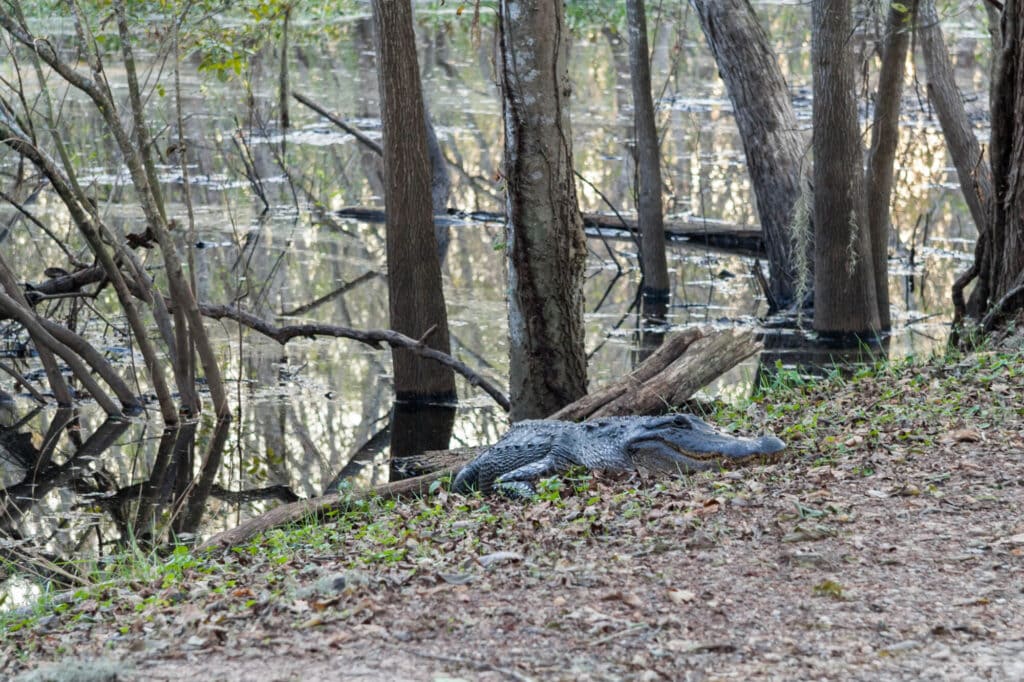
xmin=0 ymin=4 xmax=991 ymax=600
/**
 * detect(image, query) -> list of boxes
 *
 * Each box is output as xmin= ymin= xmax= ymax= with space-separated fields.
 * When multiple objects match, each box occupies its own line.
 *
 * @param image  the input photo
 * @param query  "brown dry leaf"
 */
xmin=603 ymin=590 xmax=644 ymax=609
xmin=477 ymin=551 xmax=523 ymax=568
xmin=696 ymin=498 xmax=721 ymax=516
xmin=667 ymin=588 xmax=696 ymax=604
xmin=944 ymin=428 xmax=984 ymax=443
xmin=310 ymin=596 xmax=342 ymax=611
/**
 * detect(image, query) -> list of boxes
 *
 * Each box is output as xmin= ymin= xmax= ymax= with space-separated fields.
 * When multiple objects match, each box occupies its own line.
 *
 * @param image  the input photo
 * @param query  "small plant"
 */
xmin=813 ymin=579 xmax=844 ymax=600
xmin=535 ymin=476 xmax=565 ymax=502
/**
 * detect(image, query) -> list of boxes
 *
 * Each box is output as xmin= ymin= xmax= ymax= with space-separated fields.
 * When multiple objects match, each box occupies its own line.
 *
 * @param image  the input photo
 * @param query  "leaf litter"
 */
xmin=3 ymin=347 xmax=1024 ymax=681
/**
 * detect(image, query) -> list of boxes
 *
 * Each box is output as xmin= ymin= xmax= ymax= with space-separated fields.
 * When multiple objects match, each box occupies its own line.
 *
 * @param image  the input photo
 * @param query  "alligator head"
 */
xmin=622 ymin=413 xmax=786 ymax=475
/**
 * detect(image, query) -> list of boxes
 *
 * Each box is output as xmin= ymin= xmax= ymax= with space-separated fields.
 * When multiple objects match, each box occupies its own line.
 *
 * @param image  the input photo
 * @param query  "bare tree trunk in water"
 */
xmin=279 ymin=4 xmax=290 ymax=130
xmin=954 ymin=0 xmax=1024 ymax=336
xmin=626 ymin=0 xmax=669 ymax=319
xmin=424 ymin=107 xmax=453 ymax=262
xmin=865 ymin=0 xmax=919 ymax=331
xmin=918 ymin=0 xmax=993 ymax=241
xmin=918 ymin=0 xmax=997 ymax=322
xmin=499 ymin=0 xmax=587 ymax=421
xmin=811 ymin=0 xmax=881 ymax=337
xmin=372 ymin=0 xmax=456 ymax=404
xmin=690 ymin=0 xmax=809 ymax=309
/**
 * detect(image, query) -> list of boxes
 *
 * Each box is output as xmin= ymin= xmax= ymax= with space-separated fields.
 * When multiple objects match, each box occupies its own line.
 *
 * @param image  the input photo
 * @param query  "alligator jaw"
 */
xmin=627 ymin=429 xmax=786 ymax=475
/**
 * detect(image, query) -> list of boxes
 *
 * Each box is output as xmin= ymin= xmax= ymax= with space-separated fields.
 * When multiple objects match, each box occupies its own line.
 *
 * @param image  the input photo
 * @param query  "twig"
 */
xmin=281 ymin=271 xmax=380 ymax=317
xmin=981 ymin=282 xmax=1024 ymax=332
xmin=409 ymin=650 xmax=534 ymax=682
xmin=750 ymin=260 xmax=778 ymax=312
xmin=0 ymin=361 xmax=47 ymax=404
xmin=573 ymin=170 xmax=627 ymax=273
xmin=292 ymin=91 xmax=384 ymax=157
xmin=0 ymin=290 xmax=122 ymax=415
xmin=198 ymin=302 xmax=510 ymax=412
xmin=0 ymin=188 xmax=81 ymax=263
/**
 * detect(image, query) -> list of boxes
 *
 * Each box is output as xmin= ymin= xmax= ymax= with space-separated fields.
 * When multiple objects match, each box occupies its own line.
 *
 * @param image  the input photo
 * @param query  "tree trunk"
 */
xmin=499 ymin=0 xmax=588 ymax=420
xmin=990 ymin=5 xmax=1024 ymax=296
xmin=626 ymin=0 xmax=670 ymax=314
xmin=371 ymin=0 xmax=457 ymax=404
xmin=690 ymin=0 xmax=809 ymax=309
xmin=811 ymin=0 xmax=881 ymax=337
xmin=958 ymin=0 xmax=1024 ymax=335
xmin=918 ymin=0 xmax=993 ymax=243
xmin=865 ymin=0 xmax=919 ymax=331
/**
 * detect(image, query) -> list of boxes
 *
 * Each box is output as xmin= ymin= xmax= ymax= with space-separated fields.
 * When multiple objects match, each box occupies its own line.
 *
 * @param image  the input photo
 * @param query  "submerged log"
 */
xmin=335 ymin=207 xmax=765 ymax=255
xmin=200 ymin=327 xmax=759 ymax=550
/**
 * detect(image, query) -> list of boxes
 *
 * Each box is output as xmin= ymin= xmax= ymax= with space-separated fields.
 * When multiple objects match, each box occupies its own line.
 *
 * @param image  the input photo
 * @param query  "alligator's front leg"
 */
xmin=492 ymin=439 xmax=577 ymax=498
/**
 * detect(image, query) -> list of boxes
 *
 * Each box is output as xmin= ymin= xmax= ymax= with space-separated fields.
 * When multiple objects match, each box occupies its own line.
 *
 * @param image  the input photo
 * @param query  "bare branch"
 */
xmin=0 ymin=290 xmax=122 ymax=415
xmin=292 ymin=91 xmax=384 ymax=156
xmin=198 ymin=302 xmax=511 ymax=412
xmin=280 ymin=271 xmax=380 ymax=317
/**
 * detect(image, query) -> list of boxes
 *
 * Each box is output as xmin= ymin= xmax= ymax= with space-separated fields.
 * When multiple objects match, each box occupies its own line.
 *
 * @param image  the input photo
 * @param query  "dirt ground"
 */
xmin=6 ymin=352 xmax=1024 ymax=681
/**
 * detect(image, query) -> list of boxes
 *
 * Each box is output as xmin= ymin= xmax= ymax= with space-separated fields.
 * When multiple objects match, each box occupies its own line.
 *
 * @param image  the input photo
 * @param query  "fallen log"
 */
xmin=590 ymin=327 xmax=760 ymax=418
xmin=199 ymin=327 xmax=760 ymax=550
xmin=551 ymin=327 xmax=704 ymax=420
xmin=335 ymin=207 xmax=765 ymax=255
xmin=198 ymin=456 xmax=476 ymax=552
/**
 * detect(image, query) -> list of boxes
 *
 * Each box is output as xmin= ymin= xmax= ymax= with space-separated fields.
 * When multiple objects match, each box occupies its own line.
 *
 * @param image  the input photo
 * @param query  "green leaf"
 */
xmin=813 ymin=579 xmax=844 ymax=599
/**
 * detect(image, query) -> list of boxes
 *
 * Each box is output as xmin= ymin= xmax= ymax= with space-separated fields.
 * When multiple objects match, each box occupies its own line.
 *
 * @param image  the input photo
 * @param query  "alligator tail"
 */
xmin=451 ymin=461 xmax=479 ymax=494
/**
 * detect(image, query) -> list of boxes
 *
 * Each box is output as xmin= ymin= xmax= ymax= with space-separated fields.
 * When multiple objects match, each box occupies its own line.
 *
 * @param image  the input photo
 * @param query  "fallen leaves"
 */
xmin=781 ymin=523 xmax=836 ymax=543
xmin=666 ymin=588 xmax=696 ymax=604
xmin=6 ymin=347 xmax=1024 ymax=681
xmin=943 ymin=428 xmax=984 ymax=444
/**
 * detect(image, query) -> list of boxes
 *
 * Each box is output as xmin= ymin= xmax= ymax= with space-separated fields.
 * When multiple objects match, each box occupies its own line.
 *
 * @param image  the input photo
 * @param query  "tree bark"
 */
xmin=958 ymin=0 xmax=1024 ymax=335
xmin=690 ymin=0 xmax=809 ymax=309
xmin=812 ymin=0 xmax=881 ymax=337
xmin=371 ymin=0 xmax=457 ymax=404
xmin=499 ymin=0 xmax=588 ymax=420
xmin=918 ymin=0 xmax=993 ymax=242
xmin=589 ymin=328 xmax=759 ymax=418
xmin=626 ymin=0 xmax=670 ymax=314
xmin=551 ymin=328 xmax=703 ymax=420
xmin=865 ymin=0 xmax=918 ymax=332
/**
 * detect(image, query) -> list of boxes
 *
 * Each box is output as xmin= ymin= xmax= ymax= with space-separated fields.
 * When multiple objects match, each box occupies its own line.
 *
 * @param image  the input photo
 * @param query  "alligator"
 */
xmin=452 ymin=414 xmax=786 ymax=497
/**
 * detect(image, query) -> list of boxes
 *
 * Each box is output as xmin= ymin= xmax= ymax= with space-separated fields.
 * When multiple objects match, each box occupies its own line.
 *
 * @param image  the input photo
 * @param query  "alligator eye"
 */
xmin=672 ymin=415 xmax=693 ymax=428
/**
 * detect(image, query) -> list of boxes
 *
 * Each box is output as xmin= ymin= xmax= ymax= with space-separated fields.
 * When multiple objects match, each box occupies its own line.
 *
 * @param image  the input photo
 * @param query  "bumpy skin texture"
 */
xmin=452 ymin=414 xmax=785 ymax=496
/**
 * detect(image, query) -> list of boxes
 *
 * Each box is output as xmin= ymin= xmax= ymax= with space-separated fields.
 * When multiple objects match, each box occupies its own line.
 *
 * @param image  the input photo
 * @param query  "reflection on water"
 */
xmin=0 ymin=4 xmax=991 ymax=596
